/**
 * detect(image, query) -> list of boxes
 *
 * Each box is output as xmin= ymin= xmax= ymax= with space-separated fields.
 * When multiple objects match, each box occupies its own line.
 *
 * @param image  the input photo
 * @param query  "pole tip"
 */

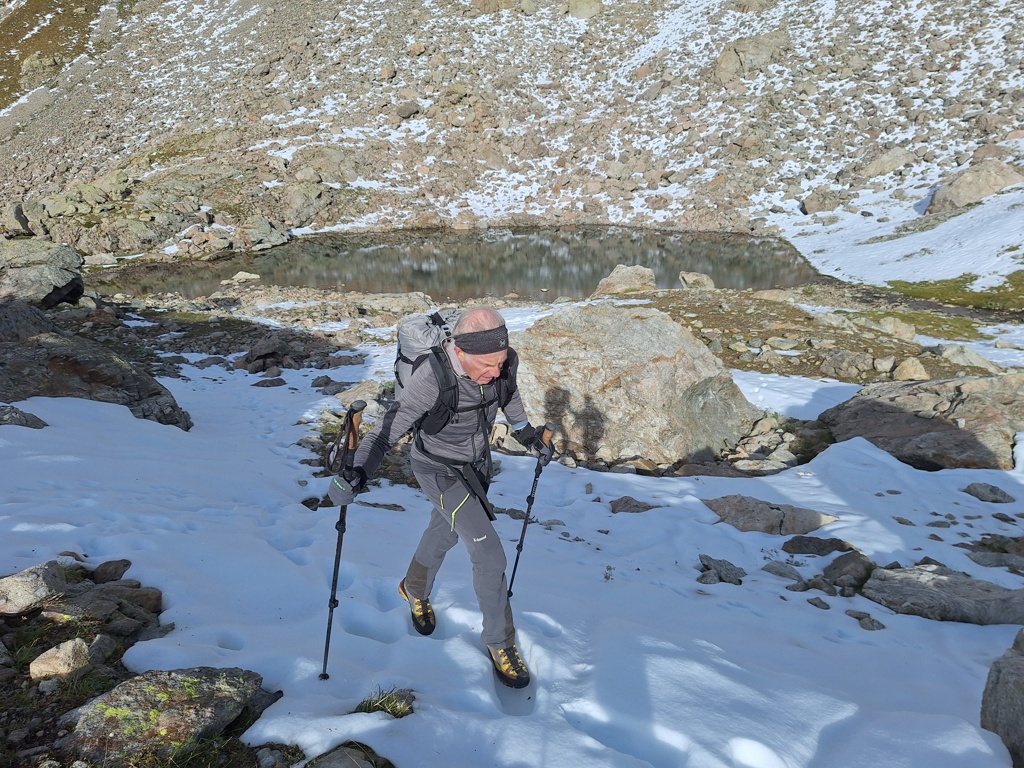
xmin=318 ymin=672 xmax=330 ymax=680
xmin=350 ymin=400 xmax=367 ymax=412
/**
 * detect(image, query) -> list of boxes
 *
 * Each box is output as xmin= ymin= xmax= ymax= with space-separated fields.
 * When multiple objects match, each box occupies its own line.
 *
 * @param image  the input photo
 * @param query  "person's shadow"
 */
xmin=543 ymin=385 xmax=606 ymax=457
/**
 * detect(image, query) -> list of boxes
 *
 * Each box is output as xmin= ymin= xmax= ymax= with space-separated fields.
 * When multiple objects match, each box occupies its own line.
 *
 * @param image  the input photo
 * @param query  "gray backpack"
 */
xmin=393 ymin=309 xmax=513 ymax=435
xmin=394 ymin=309 xmax=462 ymax=399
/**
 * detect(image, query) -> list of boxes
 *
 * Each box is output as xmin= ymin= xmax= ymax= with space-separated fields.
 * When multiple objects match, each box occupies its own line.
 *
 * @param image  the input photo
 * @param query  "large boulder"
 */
xmin=512 ymin=303 xmax=761 ymax=464
xmin=713 ymin=30 xmax=791 ymax=86
xmin=0 ymin=238 xmax=85 ymax=307
xmin=0 ymin=297 xmax=58 ymax=340
xmin=928 ymin=159 xmax=1024 ymax=214
xmin=590 ymin=264 xmax=656 ymax=297
xmin=819 ymin=373 xmax=1024 ymax=470
xmin=0 ymin=561 xmax=67 ymax=616
xmin=56 ymin=667 xmax=264 ymax=765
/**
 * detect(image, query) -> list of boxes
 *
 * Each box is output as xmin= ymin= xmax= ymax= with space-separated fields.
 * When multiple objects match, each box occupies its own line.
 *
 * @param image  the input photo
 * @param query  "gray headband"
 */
xmin=453 ymin=326 xmax=509 ymax=355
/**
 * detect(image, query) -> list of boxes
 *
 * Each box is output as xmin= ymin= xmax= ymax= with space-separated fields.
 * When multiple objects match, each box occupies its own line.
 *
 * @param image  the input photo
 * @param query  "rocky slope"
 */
xmin=1 ymin=0 xmax=1022 ymax=261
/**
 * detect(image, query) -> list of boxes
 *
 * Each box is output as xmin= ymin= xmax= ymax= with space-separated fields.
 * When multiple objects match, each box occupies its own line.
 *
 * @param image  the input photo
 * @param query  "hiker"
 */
xmin=327 ymin=306 xmax=553 ymax=688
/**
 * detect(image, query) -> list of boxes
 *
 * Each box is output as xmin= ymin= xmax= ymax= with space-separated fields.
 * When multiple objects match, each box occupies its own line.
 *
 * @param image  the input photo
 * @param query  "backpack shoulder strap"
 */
xmin=416 ymin=346 xmax=459 ymax=435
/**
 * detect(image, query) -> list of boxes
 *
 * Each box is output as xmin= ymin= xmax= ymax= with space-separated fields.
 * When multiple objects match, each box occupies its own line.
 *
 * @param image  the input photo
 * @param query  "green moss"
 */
xmin=887 ymin=270 xmax=1024 ymax=311
xmin=855 ymin=309 xmax=985 ymax=341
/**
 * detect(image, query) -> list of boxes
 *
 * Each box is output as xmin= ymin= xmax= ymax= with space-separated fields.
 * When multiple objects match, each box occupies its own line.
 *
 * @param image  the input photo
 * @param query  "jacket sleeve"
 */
xmin=500 ymin=348 xmax=530 ymax=428
xmin=351 ymin=360 xmax=440 ymax=479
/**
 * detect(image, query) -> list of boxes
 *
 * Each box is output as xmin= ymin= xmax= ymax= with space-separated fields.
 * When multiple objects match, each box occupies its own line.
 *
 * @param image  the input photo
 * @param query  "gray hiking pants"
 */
xmin=403 ymin=452 xmax=516 ymax=649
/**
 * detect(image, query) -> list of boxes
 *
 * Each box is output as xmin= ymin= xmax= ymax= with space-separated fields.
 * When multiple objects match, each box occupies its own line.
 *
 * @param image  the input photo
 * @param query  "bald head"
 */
xmin=453 ymin=306 xmax=505 ymax=335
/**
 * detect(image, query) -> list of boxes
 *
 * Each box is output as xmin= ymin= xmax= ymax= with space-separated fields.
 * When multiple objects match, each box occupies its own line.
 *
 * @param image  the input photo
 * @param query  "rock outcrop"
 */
xmin=861 ymin=563 xmax=1024 ymax=625
xmin=819 ymin=373 xmax=1024 ymax=470
xmin=0 ymin=300 xmax=192 ymax=430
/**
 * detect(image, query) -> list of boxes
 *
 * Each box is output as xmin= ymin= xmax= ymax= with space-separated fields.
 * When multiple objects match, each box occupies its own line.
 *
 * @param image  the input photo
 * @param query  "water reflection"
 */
xmin=90 ymin=227 xmax=819 ymax=301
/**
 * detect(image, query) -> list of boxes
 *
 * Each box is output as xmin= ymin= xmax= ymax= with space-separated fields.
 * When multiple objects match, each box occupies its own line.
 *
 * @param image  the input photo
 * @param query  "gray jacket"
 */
xmin=353 ymin=340 xmax=530 ymax=479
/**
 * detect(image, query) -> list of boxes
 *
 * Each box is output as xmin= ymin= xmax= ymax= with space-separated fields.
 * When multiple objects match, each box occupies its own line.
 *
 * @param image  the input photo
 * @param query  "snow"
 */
xmin=3 ymin=365 xmax=1023 ymax=768
xmin=3 ymin=0 xmax=1024 ymax=754
xmin=3 ymin=214 xmax=1024 ymax=765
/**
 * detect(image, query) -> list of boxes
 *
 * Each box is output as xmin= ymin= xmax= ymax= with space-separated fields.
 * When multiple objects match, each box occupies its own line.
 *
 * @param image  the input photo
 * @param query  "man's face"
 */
xmin=456 ymin=348 xmax=508 ymax=384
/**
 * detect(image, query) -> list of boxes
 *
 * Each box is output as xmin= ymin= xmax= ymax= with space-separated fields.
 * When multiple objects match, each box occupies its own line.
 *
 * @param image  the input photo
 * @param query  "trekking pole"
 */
xmin=508 ymin=423 xmax=556 ymax=599
xmin=319 ymin=399 xmax=366 ymax=681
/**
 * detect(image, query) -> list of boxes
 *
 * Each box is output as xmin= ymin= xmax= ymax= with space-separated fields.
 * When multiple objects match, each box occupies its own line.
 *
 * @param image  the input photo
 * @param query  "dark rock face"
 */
xmin=0 ymin=300 xmax=192 ymax=430
xmin=819 ymin=373 xmax=1024 ymax=470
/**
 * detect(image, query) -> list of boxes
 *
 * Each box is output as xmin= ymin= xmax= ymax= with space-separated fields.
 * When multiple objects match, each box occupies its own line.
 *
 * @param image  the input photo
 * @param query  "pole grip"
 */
xmin=540 ymin=423 xmax=556 ymax=448
xmin=346 ymin=400 xmax=366 ymax=454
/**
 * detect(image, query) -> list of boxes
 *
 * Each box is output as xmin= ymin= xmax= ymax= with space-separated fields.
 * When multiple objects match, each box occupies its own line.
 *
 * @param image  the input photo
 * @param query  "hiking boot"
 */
xmin=487 ymin=643 xmax=530 ymax=689
xmin=398 ymin=579 xmax=435 ymax=636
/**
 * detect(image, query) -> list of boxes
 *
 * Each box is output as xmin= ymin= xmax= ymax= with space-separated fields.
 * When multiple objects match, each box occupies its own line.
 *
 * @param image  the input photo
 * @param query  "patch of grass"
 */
xmin=855 ymin=308 xmax=985 ymax=341
xmin=887 ymin=270 xmax=1024 ymax=312
xmin=353 ymin=686 xmax=415 ymax=718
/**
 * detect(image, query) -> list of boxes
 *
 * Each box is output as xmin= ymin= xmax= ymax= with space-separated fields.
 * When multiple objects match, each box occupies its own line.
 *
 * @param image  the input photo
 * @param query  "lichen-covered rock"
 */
xmin=57 ymin=667 xmax=264 ymax=765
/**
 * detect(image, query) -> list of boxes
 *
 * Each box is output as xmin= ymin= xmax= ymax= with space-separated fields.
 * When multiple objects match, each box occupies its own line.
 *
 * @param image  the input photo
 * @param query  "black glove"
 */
xmin=514 ymin=424 xmax=554 ymax=466
xmin=327 ymin=466 xmax=366 ymax=507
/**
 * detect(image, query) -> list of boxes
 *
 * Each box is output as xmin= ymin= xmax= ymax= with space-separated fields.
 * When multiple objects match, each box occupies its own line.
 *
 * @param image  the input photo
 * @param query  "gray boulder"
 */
xmin=928 ymin=160 xmax=1024 ymax=214
xmin=0 ymin=560 xmax=67 ymax=616
xmin=859 ymin=147 xmax=917 ymax=179
xmin=981 ymin=629 xmax=1024 ymax=768
xmin=964 ymin=482 xmax=1016 ymax=504
xmin=56 ymin=667 xmax=264 ymax=765
xmin=0 ymin=304 xmax=192 ymax=430
xmin=702 ymin=494 xmax=839 ymax=535
xmin=236 ymin=215 xmax=289 ymax=251
xmin=0 ymin=297 xmax=58 ymax=340
xmin=819 ymin=373 xmax=1024 ymax=470
xmin=512 ymin=303 xmax=760 ymax=464
xmin=590 ymin=264 xmax=656 ymax=297
xmin=861 ymin=564 xmax=1024 ymax=625
xmin=567 ymin=0 xmax=602 ymax=19
xmin=0 ymin=405 xmax=48 ymax=428
xmin=713 ymin=31 xmax=790 ymax=86
xmin=0 ymin=238 xmax=85 ymax=307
